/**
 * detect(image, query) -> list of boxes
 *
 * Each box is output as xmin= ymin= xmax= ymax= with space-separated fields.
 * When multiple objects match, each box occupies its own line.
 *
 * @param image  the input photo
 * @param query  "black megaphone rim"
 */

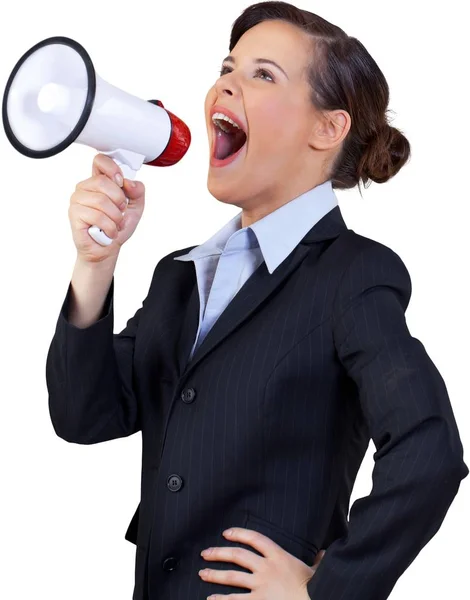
xmin=2 ymin=35 xmax=96 ymax=159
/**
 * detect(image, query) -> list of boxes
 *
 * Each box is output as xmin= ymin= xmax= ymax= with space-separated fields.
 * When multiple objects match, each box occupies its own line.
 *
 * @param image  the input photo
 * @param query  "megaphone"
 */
xmin=2 ymin=36 xmax=191 ymax=246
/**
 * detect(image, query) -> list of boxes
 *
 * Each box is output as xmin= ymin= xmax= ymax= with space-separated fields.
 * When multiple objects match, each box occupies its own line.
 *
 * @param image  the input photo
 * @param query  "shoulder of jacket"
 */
xmin=333 ymin=229 xmax=412 ymax=311
xmin=338 ymin=229 xmax=409 ymax=273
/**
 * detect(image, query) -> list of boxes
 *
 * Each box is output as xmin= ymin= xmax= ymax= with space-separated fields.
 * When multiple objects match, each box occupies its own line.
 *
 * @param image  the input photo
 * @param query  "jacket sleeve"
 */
xmin=307 ymin=242 xmax=469 ymax=600
xmin=46 ymin=275 xmax=145 ymax=445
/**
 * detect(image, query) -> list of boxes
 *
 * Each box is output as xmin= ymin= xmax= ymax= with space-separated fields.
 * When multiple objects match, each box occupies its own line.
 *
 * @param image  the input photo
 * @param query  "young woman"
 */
xmin=46 ymin=2 xmax=468 ymax=599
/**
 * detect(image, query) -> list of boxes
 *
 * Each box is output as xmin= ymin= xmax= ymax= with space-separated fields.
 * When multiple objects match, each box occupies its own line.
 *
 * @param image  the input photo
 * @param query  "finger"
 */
xmin=312 ymin=549 xmax=326 ymax=568
xmin=79 ymin=175 xmax=128 ymax=211
xmin=202 ymin=596 xmax=251 ymax=600
xmin=201 ymin=545 xmax=263 ymax=572
xmin=198 ymin=566 xmax=253 ymax=591
xmin=92 ymin=153 xmax=124 ymax=186
xmin=73 ymin=191 xmax=125 ymax=227
xmin=222 ymin=527 xmax=283 ymax=559
xmin=72 ymin=205 xmax=119 ymax=240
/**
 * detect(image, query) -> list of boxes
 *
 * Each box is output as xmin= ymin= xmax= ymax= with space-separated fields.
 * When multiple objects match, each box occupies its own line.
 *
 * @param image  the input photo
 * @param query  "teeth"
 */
xmin=212 ymin=111 xmax=242 ymax=133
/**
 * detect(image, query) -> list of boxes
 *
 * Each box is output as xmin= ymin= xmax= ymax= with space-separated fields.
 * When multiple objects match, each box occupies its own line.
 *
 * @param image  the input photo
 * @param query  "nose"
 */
xmin=215 ymin=72 xmax=239 ymax=97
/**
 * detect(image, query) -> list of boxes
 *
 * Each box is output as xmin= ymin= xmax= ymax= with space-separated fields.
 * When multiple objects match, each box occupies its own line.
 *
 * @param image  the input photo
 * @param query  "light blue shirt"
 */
xmin=174 ymin=179 xmax=338 ymax=360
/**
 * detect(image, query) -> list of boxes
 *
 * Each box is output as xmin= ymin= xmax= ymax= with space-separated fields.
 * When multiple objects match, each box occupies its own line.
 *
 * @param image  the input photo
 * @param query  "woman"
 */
xmin=46 ymin=2 xmax=468 ymax=599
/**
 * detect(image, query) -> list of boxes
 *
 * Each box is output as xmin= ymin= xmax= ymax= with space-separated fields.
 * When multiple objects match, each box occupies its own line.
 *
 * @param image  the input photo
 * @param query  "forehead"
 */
xmin=232 ymin=19 xmax=313 ymax=77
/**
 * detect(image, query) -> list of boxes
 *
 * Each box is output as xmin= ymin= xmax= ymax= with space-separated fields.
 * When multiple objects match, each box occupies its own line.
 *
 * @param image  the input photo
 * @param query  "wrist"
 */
xmin=75 ymin=253 xmax=119 ymax=272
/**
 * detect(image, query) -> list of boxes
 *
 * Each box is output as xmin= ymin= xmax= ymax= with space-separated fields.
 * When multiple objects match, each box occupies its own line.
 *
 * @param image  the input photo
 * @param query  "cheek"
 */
xmin=249 ymin=101 xmax=301 ymax=150
xmin=203 ymin=87 xmax=218 ymax=143
xmin=204 ymin=86 xmax=216 ymax=114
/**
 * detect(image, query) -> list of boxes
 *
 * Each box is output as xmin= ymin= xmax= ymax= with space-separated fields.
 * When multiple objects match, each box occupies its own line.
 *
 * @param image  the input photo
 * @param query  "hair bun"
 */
xmin=360 ymin=124 xmax=411 ymax=184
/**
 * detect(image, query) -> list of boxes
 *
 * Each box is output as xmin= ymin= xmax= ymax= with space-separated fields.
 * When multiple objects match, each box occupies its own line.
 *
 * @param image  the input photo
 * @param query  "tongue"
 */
xmin=214 ymin=129 xmax=246 ymax=160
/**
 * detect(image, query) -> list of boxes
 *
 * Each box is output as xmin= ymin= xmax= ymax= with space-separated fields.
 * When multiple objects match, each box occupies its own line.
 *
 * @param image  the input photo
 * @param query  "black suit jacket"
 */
xmin=46 ymin=205 xmax=468 ymax=600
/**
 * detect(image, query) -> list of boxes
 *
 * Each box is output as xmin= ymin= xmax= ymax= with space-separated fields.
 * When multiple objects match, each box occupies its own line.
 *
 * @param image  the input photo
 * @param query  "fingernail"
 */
xmin=115 ymin=173 xmax=123 ymax=187
xmin=129 ymin=180 xmax=137 ymax=188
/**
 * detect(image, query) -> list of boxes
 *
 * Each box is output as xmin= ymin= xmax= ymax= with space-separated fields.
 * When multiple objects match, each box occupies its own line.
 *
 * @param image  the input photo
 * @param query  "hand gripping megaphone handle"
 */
xmin=88 ymin=149 xmax=145 ymax=246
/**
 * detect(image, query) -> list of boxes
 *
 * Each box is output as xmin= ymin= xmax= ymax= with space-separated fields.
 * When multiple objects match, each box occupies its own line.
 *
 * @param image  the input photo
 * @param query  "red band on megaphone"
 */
xmin=146 ymin=100 xmax=191 ymax=167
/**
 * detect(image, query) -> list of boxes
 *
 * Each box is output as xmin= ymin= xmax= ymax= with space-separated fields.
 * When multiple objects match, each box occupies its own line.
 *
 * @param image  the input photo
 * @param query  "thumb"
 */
xmin=313 ymin=549 xmax=326 ymax=567
xmin=123 ymin=179 xmax=145 ymax=200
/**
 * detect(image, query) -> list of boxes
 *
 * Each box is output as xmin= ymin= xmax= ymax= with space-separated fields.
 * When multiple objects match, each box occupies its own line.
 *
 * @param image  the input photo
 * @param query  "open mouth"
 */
xmin=212 ymin=117 xmax=247 ymax=161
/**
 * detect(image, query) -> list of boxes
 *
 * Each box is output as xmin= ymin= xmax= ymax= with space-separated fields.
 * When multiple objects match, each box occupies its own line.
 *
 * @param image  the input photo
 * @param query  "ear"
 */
xmin=308 ymin=109 xmax=350 ymax=151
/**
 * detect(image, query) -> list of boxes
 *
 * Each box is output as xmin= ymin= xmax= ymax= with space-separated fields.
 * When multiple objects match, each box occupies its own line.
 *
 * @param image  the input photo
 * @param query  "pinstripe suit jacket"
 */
xmin=46 ymin=204 xmax=468 ymax=600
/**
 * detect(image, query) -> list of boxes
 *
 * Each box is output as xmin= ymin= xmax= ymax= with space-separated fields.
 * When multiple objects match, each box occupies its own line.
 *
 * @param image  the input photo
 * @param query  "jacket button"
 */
xmin=162 ymin=556 xmax=178 ymax=571
xmin=181 ymin=387 xmax=196 ymax=403
xmin=167 ymin=474 xmax=183 ymax=492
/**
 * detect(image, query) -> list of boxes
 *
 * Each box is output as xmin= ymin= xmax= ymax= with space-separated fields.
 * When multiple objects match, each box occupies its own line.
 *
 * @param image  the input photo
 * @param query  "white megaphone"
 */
xmin=2 ymin=36 xmax=191 ymax=246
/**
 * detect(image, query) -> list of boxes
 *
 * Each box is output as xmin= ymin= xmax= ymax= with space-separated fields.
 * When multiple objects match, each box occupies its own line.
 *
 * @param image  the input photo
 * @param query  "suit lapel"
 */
xmin=175 ymin=204 xmax=348 ymax=379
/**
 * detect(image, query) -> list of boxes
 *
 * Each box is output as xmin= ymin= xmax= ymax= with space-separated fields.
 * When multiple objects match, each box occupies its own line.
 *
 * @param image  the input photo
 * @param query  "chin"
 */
xmin=206 ymin=177 xmax=243 ymax=207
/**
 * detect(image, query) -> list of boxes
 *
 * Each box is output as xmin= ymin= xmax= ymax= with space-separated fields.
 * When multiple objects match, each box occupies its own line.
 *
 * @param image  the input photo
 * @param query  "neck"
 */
xmin=240 ymin=177 xmax=327 ymax=228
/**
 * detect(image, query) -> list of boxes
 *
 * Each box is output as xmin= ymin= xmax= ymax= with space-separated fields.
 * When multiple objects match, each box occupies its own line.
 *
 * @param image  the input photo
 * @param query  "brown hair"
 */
xmin=229 ymin=1 xmax=411 ymax=193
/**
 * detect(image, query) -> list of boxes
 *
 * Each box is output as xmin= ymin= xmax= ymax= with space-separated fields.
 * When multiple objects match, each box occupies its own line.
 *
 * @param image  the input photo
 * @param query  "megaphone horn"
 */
xmin=2 ymin=36 xmax=191 ymax=246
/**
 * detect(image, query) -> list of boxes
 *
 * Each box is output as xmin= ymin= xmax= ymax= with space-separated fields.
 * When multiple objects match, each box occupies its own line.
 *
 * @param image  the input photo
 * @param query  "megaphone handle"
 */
xmin=87 ymin=157 xmax=136 ymax=246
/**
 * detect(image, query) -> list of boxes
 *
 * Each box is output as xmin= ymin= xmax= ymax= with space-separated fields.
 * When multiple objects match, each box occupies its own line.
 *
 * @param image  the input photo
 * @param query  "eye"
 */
xmin=254 ymin=68 xmax=274 ymax=82
xmin=219 ymin=65 xmax=274 ymax=82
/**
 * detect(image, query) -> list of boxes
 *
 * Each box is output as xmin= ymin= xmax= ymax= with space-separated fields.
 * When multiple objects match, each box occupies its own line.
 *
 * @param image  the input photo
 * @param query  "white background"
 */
xmin=0 ymin=1 xmax=468 ymax=598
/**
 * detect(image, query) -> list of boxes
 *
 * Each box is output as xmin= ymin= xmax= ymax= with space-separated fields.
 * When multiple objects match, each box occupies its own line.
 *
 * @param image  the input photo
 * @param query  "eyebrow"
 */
xmin=222 ymin=55 xmax=289 ymax=79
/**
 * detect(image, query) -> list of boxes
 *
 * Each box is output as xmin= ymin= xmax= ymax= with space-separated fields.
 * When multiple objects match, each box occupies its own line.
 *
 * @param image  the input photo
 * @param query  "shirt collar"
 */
xmin=174 ymin=179 xmax=338 ymax=274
